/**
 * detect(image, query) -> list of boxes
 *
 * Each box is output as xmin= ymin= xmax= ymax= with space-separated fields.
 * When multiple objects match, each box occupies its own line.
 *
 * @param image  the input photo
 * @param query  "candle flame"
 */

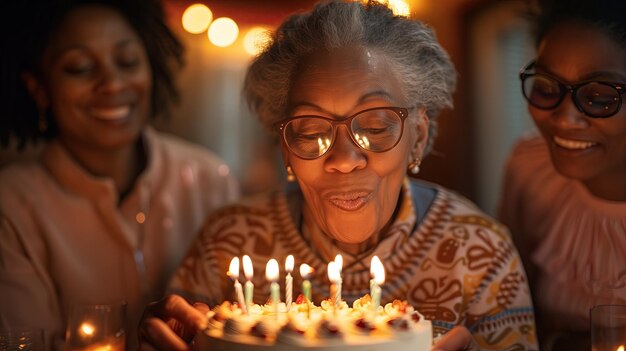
xmin=327 ymin=261 xmax=340 ymax=282
xmin=228 ymin=257 xmax=239 ymax=279
xmin=265 ymin=258 xmax=278 ymax=282
xmin=300 ymin=263 xmax=314 ymax=279
xmin=243 ymin=255 xmax=253 ymax=280
xmin=266 ymin=259 xmax=279 ymax=282
xmin=80 ymin=322 xmax=95 ymax=337
xmin=617 ymin=346 xmax=625 ymax=351
xmin=285 ymin=255 xmax=294 ymax=273
xmin=334 ymin=254 xmax=343 ymax=273
xmin=370 ymin=255 xmax=385 ymax=285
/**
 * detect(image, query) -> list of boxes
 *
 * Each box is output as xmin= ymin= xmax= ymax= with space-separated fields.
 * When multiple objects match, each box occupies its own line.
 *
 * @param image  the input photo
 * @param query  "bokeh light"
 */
xmin=243 ymin=27 xmax=271 ymax=56
xmin=182 ymin=4 xmax=213 ymax=34
xmin=361 ymin=0 xmax=411 ymax=17
xmin=388 ymin=0 xmax=411 ymax=17
xmin=208 ymin=17 xmax=239 ymax=47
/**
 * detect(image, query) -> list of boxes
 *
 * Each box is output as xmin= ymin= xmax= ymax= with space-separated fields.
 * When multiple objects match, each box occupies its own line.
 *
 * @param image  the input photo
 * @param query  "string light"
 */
xmin=208 ymin=17 xmax=239 ymax=47
xmin=181 ymin=4 xmax=213 ymax=34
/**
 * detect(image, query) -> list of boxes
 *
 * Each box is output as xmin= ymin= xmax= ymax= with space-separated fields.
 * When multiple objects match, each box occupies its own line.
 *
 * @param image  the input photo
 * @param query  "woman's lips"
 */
xmin=553 ymin=135 xmax=597 ymax=150
xmin=327 ymin=191 xmax=371 ymax=211
xmin=90 ymin=105 xmax=131 ymax=121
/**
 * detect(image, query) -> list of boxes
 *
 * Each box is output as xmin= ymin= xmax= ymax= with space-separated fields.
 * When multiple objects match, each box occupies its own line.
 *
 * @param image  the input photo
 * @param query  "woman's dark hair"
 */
xmin=534 ymin=0 xmax=626 ymax=46
xmin=0 ymin=0 xmax=184 ymax=148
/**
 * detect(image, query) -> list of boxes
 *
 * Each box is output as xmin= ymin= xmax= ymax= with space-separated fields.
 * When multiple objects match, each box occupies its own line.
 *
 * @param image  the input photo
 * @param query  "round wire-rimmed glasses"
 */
xmin=274 ymin=106 xmax=410 ymax=160
xmin=520 ymin=60 xmax=625 ymax=118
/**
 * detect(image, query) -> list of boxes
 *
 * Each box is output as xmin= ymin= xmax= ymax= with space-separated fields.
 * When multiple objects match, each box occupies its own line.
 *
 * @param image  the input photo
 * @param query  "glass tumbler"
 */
xmin=591 ymin=305 xmax=626 ymax=351
xmin=65 ymin=303 xmax=126 ymax=351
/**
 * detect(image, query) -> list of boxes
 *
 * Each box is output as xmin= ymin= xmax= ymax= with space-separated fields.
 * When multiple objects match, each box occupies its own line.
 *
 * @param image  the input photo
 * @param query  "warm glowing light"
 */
xmin=327 ymin=261 xmax=340 ymax=282
xmin=318 ymin=137 xmax=331 ymax=155
xmin=243 ymin=255 xmax=253 ymax=280
xmin=355 ymin=133 xmax=370 ymax=148
xmin=300 ymin=263 xmax=314 ymax=279
xmin=266 ymin=259 xmax=279 ymax=282
xmin=617 ymin=346 xmax=624 ymax=351
xmin=363 ymin=0 xmax=410 ymax=16
xmin=243 ymin=27 xmax=271 ymax=56
xmin=181 ymin=4 xmax=213 ymax=34
xmin=388 ymin=0 xmax=410 ymax=16
xmin=285 ymin=255 xmax=294 ymax=273
xmin=370 ymin=255 xmax=385 ymax=285
xmin=208 ymin=17 xmax=239 ymax=47
xmin=334 ymin=254 xmax=343 ymax=273
xmin=228 ymin=257 xmax=240 ymax=279
xmin=80 ymin=322 xmax=95 ymax=337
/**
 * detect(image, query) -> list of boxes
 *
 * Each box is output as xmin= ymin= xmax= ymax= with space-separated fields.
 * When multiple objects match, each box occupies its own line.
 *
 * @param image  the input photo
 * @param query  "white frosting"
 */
xmin=195 ymin=298 xmax=432 ymax=351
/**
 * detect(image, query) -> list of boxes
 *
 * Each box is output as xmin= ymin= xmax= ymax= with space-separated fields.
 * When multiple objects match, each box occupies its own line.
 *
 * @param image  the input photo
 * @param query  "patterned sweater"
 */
xmin=170 ymin=179 xmax=537 ymax=350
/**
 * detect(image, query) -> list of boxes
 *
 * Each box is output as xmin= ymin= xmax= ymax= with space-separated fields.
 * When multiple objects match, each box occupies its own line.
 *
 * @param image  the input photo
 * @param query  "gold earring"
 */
xmin=408 ymin=158 xmax=421 ymax=175
xmin=38 ymin=109 xmax=48 ymax=133
xmin=286 ymin=166 xmax=296 ymax=182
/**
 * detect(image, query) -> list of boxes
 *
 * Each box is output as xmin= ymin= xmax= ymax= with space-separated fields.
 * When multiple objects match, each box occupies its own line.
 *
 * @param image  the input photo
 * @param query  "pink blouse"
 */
xmin=499 ymin=135 xmax=626 ymax=332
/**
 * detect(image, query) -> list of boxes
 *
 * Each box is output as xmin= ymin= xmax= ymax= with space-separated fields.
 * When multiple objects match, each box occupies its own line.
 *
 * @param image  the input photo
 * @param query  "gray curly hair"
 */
xmin=244 ymin=0 xmax=456 ymax=153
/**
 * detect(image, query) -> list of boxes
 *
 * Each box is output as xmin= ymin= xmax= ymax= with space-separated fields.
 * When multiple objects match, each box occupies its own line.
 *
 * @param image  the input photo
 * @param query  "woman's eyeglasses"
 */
xmin=520 ymin=60 xmax=625 ymax=118
xmin=275 ymin=107 xmax=410 ymax=160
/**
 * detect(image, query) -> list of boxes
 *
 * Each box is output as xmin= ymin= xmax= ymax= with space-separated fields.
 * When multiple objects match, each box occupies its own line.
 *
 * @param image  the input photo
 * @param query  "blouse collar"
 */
xmin=41 ymin=126 xmax=161 ymax=206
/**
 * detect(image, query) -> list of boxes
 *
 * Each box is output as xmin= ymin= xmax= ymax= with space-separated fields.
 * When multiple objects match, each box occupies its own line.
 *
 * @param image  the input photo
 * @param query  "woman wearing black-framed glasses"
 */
xmin=499 ymin=0 xmax=626 ymax=350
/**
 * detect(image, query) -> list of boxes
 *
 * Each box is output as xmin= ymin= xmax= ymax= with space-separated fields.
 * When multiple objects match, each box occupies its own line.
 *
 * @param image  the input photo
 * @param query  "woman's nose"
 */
xmin=95 ymin=64 xmax=126 ymax=94
xmin=323 ymin=126 xmax=367 ymax=173
xmin=551 ymin=93 xmax=589 ymax=129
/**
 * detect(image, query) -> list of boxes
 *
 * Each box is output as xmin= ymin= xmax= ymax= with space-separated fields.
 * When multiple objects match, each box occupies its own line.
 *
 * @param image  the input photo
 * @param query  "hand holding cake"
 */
xmin=141 ymin=0 xmax=538 ymax=350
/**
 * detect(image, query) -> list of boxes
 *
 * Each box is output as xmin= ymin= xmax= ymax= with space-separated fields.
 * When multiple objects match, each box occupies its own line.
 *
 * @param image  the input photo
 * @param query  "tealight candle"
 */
xmin=285 ymin=255 xmax=294 ymax=310
xmin=242 ymin=255 xmax=254 ymax=312
xmin=228 ymin=257 xmax=247 ymax=314
xmin=79 ymin=322 xmax=95 ymax=343
xmin=266 ymin=259 xmax=280 ymax=318
xmin=370 ymin=255 xmax=385 ymax=312
xmin=299 ymin=263 xmax=314 ymax=302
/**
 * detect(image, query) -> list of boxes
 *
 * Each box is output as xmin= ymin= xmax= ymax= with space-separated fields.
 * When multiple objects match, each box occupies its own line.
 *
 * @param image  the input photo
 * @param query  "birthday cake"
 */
xmin=193 ymin=294 xmax=432 ymax=351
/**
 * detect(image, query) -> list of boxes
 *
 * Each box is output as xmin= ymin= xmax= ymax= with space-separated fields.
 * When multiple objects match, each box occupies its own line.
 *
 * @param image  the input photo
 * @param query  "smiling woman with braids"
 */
xmin=139 ymin=1 xmax=537 ymax=350
xmin=0 ymin=0 xmax=238 ymax=349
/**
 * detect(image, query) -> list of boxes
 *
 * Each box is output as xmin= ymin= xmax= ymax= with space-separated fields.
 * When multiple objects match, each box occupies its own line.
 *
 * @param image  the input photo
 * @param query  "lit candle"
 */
xmin=370 ymin=255 xmax=385 ymax=311
xmin=327 ymin=261 xmax=341 ymax=310
xmin=242 ymin=255 xmax=254 ymax=312
xmin=617 ymin=345 xmax=625 ymax=351
xmin=285 ymin=255 xmax=294 ymax=310
xmin=79 ymin=322 xmax=95 ymax=343
xmin=266 ymin=259 xmax=280 ymax=317
xmin=299 ymin=263 xmax=314 ymax=302
xmin=334 ymin=254 xmax=343 ymax=304
xmin=228 ymin=257 xmax=247 ymax=314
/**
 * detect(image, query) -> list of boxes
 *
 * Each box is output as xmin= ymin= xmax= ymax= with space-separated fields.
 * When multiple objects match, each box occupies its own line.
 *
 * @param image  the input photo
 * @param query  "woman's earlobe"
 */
xmin=22 ymin=72 xmax=49 ymax=110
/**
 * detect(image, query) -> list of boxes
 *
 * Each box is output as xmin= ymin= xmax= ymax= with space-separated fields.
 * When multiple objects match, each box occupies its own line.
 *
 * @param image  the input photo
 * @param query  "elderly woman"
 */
xmin=141 ymin=1 xmax=537 ymax=350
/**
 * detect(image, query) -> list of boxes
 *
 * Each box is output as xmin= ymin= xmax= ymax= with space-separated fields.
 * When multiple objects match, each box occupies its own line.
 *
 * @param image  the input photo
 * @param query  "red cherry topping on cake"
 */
xmin=282 ymin=322 xmax=305 ymax=335
xmin=387 ymin=317 xmax=410 ymax=331
xmin=295 ymin=294 xmax=307 ymax=304
xmin=410 ymin=311 xmax=422 ymax=322
xmin=250 ymin=322 xmax=268 ymax=339
xmin=319 ymin=320 xmax=341 ymax=336
xmin=354 ymin=318 xmax=376 ymax=332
